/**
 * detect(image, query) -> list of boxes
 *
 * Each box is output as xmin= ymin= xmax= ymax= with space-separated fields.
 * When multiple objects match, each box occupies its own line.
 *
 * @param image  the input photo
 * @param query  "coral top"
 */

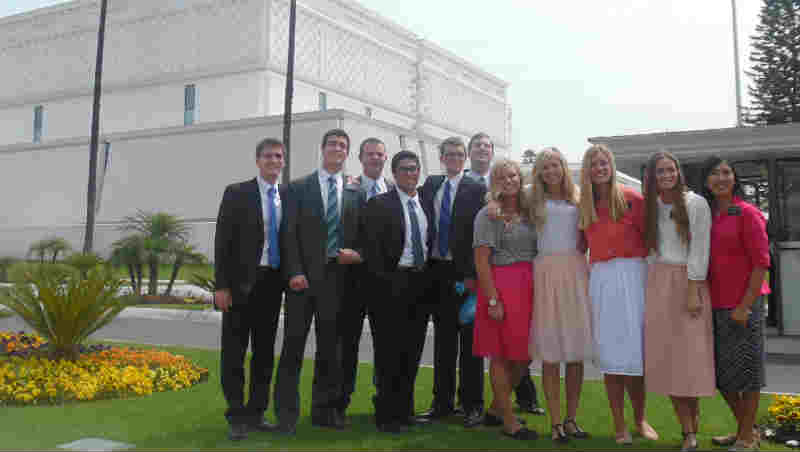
xmin=708 ymin=196 xmax=771 ymax=309
xmin=583 ymin=186 xmax=647 ymax=264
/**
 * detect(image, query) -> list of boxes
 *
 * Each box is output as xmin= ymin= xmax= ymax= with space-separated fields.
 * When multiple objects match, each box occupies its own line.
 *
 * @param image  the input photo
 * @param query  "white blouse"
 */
xmin=537 ymin=199 xmax=581 ymax=255
xmin=653 ymin=191 xmax=711 ymax=281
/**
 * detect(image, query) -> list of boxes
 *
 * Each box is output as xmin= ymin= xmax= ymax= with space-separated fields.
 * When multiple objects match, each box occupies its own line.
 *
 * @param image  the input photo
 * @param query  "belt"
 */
xmin=428 ymin=258 xmax=453 ymax=265
xmin=257 ymin=265 xmax=279 ymax=271
xmin=327 ymin=257 xmax=338 ymax=264
xmin=397 ymin=265 xmax=426 ymax=273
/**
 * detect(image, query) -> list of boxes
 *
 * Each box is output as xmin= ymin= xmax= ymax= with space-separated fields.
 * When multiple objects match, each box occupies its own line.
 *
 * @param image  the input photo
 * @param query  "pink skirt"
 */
xmin=644 ymin=261 xmax=715 ymax=397
xmin=530 ymin=252 xmax=593 ymax=363
xmin=474 ymin=261 xmax=533 ymax=361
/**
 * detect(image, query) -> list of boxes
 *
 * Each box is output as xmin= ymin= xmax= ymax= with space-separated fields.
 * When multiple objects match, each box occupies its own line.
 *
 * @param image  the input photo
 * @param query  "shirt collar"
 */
xmin=319 ymin=167 xmax=342 ymax=183
xmin=446 ymin=173 xmax=462 ymax=188
xmin=257 ymin=174 xmax=278 ymax=193
xmin=397 ymin=188 xmax=418 ymax=205
xmin=363 ymin=174 xmax=384 ymax=190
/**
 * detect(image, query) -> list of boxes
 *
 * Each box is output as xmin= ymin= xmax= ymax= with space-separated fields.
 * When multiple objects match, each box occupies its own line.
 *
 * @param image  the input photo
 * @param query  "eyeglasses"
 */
xmin=396 ymin=165 xmax=420 ymax=174
xmin=443 ymin=152 xmax=465 ymax=159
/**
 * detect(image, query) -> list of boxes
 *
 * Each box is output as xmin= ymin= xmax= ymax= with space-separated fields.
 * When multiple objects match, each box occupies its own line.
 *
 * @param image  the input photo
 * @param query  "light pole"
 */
xmin=731 ymin=0 xmax=744 ymax=127
xmin=84 ymin=0 xmax=108 ymax=253
xmin=282 ymin=0 xmax=297 ymax=185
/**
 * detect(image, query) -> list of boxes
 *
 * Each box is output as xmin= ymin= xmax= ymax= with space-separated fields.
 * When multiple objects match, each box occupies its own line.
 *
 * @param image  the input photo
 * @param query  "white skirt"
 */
xmin=589 ymin=257 xmax=647 ymax=376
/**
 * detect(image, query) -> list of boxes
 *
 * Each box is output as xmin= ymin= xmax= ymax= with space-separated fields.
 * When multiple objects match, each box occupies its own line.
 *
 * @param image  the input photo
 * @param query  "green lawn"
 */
xmin=0 ymin=343 xmax=790 ymax=450
xmin=132 ymin=304 xmax=211 ymax=311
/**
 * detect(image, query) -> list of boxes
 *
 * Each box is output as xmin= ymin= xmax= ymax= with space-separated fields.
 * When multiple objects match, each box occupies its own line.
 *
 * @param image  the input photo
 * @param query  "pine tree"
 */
xmin=747 ymin=0 xmax=800 ymax=125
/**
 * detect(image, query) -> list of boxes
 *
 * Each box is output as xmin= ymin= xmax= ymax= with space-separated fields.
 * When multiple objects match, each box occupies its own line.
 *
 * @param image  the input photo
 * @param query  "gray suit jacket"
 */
xmin=281 ymin=171 xmax=367 ymax=293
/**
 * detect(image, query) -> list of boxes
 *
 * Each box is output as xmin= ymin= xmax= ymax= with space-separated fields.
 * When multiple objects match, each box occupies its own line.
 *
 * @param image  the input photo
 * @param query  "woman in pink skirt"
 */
xmin=473 ymin=159 xmax=538 ymax=440
xmin=642 ymin=151 xmax=714 ymax=452
xmin=525 ymin=147 xmax=594 ymax=443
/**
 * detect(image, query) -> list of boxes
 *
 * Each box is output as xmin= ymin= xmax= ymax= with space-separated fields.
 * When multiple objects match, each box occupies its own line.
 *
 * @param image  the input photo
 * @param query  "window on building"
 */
xmin=33 ymin=105 xmax=43 ymax=143
xmin=364 ymin=106 xmax=373 ymax=118
xmin=184 ymin=84 xmax=196 ymax=125
xmin=319 ymin=92 xmax=328 ymax=111
xmin=399 ymin=134 xmax=407 ymax=150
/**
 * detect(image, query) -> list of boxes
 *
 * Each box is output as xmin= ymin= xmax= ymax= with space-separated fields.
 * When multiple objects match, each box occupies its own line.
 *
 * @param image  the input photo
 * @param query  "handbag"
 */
xmin=455 ymin=281 xmax=476 ymax=325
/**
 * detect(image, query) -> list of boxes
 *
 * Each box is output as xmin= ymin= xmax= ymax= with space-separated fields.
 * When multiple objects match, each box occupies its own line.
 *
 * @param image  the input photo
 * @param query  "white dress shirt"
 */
xmin=651 ymin=191 xmax=712 ymax=281
xmin=318 ymin=167 xmax=344 ymax=216
xmin=256 ymin=175 xmax=281 ymax=267
xmin=397 ymin=189 xmax=429 ymax=267
xmin=432 ymin=174 xmax=462 ymax=260
xmin=467 ymin=169 xmax=490 ymax=188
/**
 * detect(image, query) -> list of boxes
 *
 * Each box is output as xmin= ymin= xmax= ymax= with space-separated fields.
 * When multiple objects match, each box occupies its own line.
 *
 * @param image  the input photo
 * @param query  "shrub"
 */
xmin=0 ymin=266 xmax=129 ymax=360
xmin=6 ymin=262 xmax=78 ymax=284
xmin=765 ymin=394 xmax=800 ymax=438
xmin=63 ymin=252 xmax=105 ymax=279
xmin=0 ymin=257 xmax=19 ymax=283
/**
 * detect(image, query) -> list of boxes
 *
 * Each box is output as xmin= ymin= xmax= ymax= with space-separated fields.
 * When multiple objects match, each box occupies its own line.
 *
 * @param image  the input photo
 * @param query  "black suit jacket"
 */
xmin=363 ymin=188 xmax=435 ymax=283
xmin=420 ymin=175 xmax=487 ymax=280
xmin=214 ymin=178 xmax=287 ymax=304
xmin=281 ymin=171 xmax=366 ymax=292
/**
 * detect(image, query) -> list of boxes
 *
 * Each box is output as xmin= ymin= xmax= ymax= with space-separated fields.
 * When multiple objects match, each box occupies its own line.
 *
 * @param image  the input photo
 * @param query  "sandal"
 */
xmin=615 ymin=431 xmax=633 ymax=445
xmin=712 ymin=434 xmax=738 ymax=447
xmin=502 ymin=427 xmax=539 ymax=440
xmin=681 ymin=431 xmax=698 ymax=452
xmin=551 ymin=424 xmax=569 ymax=443
xmin=563 ymin=417 xmax=590 ymax=439
xmin=483 ymin=412 xmax=527 ymax=427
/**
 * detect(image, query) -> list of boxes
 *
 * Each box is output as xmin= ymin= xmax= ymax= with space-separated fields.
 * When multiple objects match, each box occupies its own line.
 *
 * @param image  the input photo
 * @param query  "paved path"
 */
xmin=1 ymin=307 xmax=798 ymax=395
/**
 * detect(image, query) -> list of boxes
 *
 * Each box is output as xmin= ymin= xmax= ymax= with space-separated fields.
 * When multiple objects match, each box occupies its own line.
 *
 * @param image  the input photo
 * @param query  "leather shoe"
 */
xmin=453 ymin=406 xmax=466 ymax=416
xmin=378 ymin=422 xmax=410 ymax=434
xmin=483 ymin=412 xmax=527 ymax=427
xmin=228 ymin=423 xmax=248 ymax=441
xmin=249 ymin=419 xmax=277 ymax=432
xmin=463 ymin=409 xmax=485 ymax=428
xmin=417 ymin=407 xmax=453 ymax=420
xmin=518 ymin=403 xmax=546 ymax=415
xmin=406 ymin=415 xmax=432 ymax=426
xmin=311 ymin=411 xmax=345 ymax=430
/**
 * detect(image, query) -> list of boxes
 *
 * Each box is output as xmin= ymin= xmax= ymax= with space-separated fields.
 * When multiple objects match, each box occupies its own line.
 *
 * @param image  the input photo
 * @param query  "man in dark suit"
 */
xmin=274 ymin=129 xmax=366 ymax=433
xmin=214 ymin=138 xmax=287 ymax=441
xmin=464 ymin=132 xmax=545 ymax=416
xmin=338 ymin=137 xmax=394 ymax=418
xmin=363 ymin=150 xmax=434 ymax=433
xmin=416 ymin=136 xmax=487 ymax=428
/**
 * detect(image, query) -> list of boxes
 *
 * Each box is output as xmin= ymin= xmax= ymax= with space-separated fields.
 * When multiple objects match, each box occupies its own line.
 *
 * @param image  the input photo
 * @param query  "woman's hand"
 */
xmin=730 ymin=304 xmax=750 ymax=327
xmin=488 ymin=300 xmax=504 ymax=321
xmin=687 ymin=280 xmax=704 ymax=318
xmin=486 ymin=199 xmax=503 ymax=221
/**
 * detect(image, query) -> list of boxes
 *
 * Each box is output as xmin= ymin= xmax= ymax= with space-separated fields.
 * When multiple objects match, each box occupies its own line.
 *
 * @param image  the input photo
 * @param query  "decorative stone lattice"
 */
xmin=424 ymin=70 xmax=506 ymax=141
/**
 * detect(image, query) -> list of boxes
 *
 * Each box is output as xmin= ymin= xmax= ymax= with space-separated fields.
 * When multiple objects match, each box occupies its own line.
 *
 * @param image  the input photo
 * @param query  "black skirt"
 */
xmin=712 ymin=298 xmax=767 ymax=393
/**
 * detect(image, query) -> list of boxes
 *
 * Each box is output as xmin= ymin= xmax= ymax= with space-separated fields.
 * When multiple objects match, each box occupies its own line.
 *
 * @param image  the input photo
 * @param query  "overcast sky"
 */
xmin=3 ymin=0 xmax=762 ymax=162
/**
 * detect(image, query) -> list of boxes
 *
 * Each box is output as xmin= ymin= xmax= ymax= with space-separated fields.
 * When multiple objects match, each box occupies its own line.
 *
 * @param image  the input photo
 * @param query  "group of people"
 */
xmin=213 ymin=129 xmax=770 ymax=452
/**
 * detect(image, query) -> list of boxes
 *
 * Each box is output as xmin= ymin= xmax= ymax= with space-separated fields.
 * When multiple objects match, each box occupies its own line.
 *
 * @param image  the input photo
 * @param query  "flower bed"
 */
xmin=763 ymin=394 xmax=800 ymax=444
xmin=0 ymin=331 xmax=208 ymax=406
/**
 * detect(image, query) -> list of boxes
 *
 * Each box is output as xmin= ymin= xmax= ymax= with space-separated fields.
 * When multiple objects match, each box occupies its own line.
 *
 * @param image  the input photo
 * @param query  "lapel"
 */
xmin=309 ymin=170 xmax=325 ymax=219
xmin=452 ymin=175 xmax=473 ymax=214
xmin=388 ymin=189 xmax=405 ymax=242
xmin=247 ymin=178 xmax=265 ymax=238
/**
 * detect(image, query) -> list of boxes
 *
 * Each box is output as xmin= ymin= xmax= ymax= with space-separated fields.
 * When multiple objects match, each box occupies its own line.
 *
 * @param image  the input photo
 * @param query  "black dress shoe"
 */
xmin=275 ymin=423 xmax=296 ymax=436
xmin=417 ymin=407 xmax=453 ymax=420
xmin=249 ymin=420 xmax=278 ymax=432
xmin=483 ymin=412 xmax=527 ymax=427
xmin=406 ymin=415 xmax=431 ymax=426
xmin=378 ymin=422 xmax=410 ymax=434
xmin=312 ymin=411 xmax=346 ymax=430
xmin=502 ymin=427 xmax=539 ymax=440
xmin=463 ymin=409 xmax=485 ymax=428
xmin=228 ymin=424 xmax=248 ymax=441
xmin=453 ymin=406 xmax=466 ymax=416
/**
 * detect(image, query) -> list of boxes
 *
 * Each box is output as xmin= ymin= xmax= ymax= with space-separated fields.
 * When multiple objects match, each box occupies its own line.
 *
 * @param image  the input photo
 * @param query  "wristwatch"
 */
xmin=489 ymin=298 xmax=497 ymax=307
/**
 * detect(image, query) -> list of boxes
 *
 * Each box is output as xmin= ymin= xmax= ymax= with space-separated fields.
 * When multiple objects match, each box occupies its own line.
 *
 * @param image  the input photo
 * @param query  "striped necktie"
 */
xmin=326 ymin=175 xmax=339 ymax=257
xmin=267 ymin=187 xmax=280 ymax=268
xmin=408 ymin=199 xmax=425 ymax=268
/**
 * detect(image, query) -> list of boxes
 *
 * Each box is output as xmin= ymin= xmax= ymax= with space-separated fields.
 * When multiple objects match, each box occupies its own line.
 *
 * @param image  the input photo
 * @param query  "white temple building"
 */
xmin=0 ymin=0 xmax=511 ymax=258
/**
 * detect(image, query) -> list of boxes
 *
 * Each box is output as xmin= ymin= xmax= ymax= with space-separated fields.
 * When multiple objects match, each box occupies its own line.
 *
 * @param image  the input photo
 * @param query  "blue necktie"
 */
xmin=408 ymin=199 xmax=425 ymax=268
xmin=438 ymin=181 xmax=451 ymax=257
xmin=267 ymin=187 xmax=280 ymax=268
xmin=368 ymin=182 xmax=378 ymax=200
xmin=326 ymin=176 xmax=339 ymax=257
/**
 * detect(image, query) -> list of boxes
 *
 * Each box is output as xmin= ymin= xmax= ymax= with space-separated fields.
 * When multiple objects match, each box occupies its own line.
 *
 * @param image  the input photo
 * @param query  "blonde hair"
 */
xmin=527 ymin=147 xmax=579 ymax=227
xmin=578 ymin=144 xmax=628 ymax=230
xmin=486 ymin=158 xmax=532 ymax=220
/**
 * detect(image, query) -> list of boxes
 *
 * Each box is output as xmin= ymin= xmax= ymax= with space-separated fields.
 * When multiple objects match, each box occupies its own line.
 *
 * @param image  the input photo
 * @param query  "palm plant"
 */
xmin=47 ymin=237 xmax=72 ymax=263
xmin=0 ymin=264 xmax=127 ymax=360
xmin=28 ymin=239 xmax=50 ymax=263
xmin=164 ymin=243 xmax=206 ymax=296
xmin=119 ymin=211 xmax=190 ymax=296
xmin=110 ymin=235 xmax=146 ymax=296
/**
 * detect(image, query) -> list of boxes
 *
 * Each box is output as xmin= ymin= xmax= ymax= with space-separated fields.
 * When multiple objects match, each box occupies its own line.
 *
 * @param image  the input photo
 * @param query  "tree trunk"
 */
xmin=127 ymin=264 xmax=137 ymax=294
xmin=148 ymin=257 xmax=159 ymax=295
xmin=51 ymin=252 xmax=58 ymax=264
xmin=164 ymin=258 xmax=182 ymax=297
xmin=135 ymin=263 xmax=143 ymax=296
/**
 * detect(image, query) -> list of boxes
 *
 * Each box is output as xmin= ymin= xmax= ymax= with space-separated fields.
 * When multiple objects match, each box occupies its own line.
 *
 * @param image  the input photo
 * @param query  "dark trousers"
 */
xmin=220 ymin=267 xmax=283 ymax=426
xmin=514 ymin=367 xmax=539 ymax=407
xmin=372 ymin=269 xmax=430 ymax=427
xmin=423 ymin=259 xmax=484 ymax=413
xmin=274 ymin=262 xmax=345 ymax=427
xmin=338 ymin=267 xmax=379 ymax=412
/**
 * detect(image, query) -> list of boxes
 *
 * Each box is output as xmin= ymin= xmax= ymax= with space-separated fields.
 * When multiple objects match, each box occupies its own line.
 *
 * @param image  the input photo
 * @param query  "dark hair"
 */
xmin=321 ymin=129 xmax=350 ymax=152
xmin=256 ymin=138 xmax=284 ymax=159
xmin=700 ymin=156 xmax=743 ymax=208
xmin=358 ymin=137 xmax=385 ymax=159
xmin=643 ymin=151 xmax=690 ymax=252
xmin=391 ymin=150 xmax=420 ymax=173
xmin=467 ymin=132 xmax=493 ymax=156
xmin=438 ymin=136 xmax=466 ymax=158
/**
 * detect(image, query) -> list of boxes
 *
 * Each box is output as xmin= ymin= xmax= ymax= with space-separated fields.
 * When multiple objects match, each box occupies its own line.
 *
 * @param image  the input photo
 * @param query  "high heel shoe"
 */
xmin=563 ymin=417 xmax=590 ymax=439
xmin=551 ymin=424 xmax=569 ymax=443
xmin=615 ymin=431 xmax=633 ymax=445
xmin=681 ymin=431 xmax=698 ymax=452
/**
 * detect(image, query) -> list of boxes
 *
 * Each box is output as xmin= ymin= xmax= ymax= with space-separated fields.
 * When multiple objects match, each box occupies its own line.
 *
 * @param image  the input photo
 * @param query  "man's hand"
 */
xmin=289 ymin=275 xmax=309 ymax=292
xmin=214 ymin=289 xmax=232 ymax=312
xmin=337 ymin=248 xmax=363 ymax=265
